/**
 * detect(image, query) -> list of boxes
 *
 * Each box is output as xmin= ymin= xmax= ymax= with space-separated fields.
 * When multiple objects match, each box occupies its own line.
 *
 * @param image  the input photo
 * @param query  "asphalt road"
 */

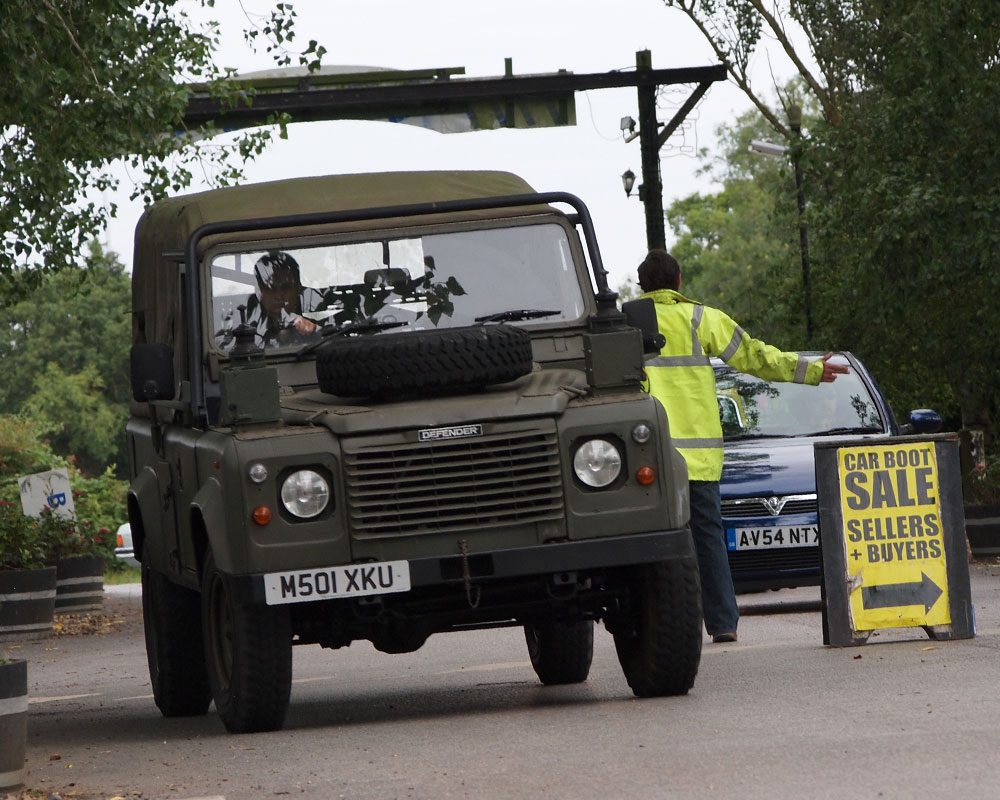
xmin=9 ymin=560 xmax=1000 ymax=800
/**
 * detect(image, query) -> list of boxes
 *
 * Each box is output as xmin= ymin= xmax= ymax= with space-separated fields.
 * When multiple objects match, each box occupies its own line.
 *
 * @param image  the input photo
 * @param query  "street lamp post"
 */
xmin=787 ymin=103 xmax=813 ymax=341
xmin=616 ymin=51 xmax=726 ymax=253
xmin=636 ymin=51 xmax=666 ymax=251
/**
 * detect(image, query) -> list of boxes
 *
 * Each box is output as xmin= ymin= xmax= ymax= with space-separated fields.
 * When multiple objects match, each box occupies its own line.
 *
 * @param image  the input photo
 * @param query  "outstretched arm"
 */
xmin=820 ymin=352 xmax=850 ymax=383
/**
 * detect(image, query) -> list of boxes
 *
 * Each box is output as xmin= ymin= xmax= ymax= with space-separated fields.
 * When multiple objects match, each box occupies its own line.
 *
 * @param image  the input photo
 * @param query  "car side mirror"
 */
xmin=131 ymin=343 xmax=175 ymax=403
xmin=621 ymin=298 xmax=666 ymax=355
xmin=900 ymin=408 xmax=942 ymax=435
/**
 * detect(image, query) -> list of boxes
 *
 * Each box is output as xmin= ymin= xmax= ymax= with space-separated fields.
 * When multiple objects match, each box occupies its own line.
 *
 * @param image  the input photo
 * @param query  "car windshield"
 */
xmin=715 ymin=359 xmax=885 ymax=439
xmin=209 ymin=221 xmax=587 ymax=351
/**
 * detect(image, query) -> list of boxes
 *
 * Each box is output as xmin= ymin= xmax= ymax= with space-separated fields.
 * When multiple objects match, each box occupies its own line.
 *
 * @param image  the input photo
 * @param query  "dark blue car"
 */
xmin=715 ymin=352 xmax=942 ymax=592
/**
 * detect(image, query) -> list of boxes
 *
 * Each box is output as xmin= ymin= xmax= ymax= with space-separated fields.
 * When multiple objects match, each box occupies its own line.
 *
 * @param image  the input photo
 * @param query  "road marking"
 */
xmin=30 ymin=693 xmax=102 ymax=704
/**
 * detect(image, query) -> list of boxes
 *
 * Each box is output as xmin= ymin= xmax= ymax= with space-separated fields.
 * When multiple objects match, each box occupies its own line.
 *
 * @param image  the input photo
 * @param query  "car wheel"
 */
xmin=142 ymin=563 xmax=211 ymax=717
xmin=613 ymin=558 xmax=703 ymax=697
xmin=524 ymin=618 xmax=594 ymax=685
xmin=201 ymin=551 xmax=292 ymax=733
xmin=315 ymin=324 xmax=534 ymax=397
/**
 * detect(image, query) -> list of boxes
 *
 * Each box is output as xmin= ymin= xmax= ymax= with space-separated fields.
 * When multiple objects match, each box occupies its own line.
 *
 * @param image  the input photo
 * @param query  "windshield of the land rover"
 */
xmin=210 ymin=221 xmax=587 ymax=351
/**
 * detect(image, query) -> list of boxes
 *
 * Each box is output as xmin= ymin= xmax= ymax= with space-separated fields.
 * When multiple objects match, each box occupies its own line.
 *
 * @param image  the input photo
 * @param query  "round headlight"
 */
xmin=280 ymin=470 xmax=330 ymax=518
xmin=573 ymin=439 xmax=622 ymax=488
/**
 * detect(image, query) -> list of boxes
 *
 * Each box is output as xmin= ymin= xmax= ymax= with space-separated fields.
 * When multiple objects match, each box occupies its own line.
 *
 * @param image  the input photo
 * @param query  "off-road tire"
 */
xmin=142 ymin=563 xmax=212 ymax=717
xmin=524 ymin=618 xmax=594 ymax=685
xmin=201 ymin=552 xmax=292 ymax=733
xmin=613 ymin=558 xmax=703 ymax=697
xmin=315 ymin=324 xmax=533 ymax=397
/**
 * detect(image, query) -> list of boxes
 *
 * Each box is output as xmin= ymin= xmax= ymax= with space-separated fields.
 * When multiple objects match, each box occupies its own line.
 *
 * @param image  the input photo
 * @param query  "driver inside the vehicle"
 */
xmin=245 ymin=250 xmax=322 ymax=346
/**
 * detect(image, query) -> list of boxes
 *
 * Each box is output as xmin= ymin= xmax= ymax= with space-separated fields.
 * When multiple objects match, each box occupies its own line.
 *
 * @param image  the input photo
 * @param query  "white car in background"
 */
xmin=115 ymin=522 xmax=139 ymax=568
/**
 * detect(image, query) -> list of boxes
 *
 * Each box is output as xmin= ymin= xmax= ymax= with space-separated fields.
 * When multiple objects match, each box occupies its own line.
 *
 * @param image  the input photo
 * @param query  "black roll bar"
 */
xmin=184 ymin=191 xmax=615 ymax=426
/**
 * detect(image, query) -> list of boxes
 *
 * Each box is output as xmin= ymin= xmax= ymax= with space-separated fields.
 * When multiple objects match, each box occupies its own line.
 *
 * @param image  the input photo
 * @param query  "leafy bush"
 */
xmin=0 ymin=499 xmax=46 ymax=569
xmin=36 ymin=507 xmax=110 ymax=561
xmin=70 ymin=466 xmax=127 ymax=538
xmin=0 ymin=414 xmax=126 ymax=567
xmin=0 ymin=414 xmax=67 ymax=477
xmin=966 ymin=452 xmax=1000 ymax=507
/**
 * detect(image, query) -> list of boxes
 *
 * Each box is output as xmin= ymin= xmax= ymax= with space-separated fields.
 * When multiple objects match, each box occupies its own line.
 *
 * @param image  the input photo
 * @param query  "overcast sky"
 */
xmin=104 ymin=0 xmax=794 ymax=292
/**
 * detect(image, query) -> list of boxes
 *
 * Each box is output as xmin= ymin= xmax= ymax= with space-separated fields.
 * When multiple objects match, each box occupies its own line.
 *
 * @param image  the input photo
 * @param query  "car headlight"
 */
xmin=573 ymin=439 xmax=623 ymax=488
xmin=280 ymin=469 xmax=330 ymax=518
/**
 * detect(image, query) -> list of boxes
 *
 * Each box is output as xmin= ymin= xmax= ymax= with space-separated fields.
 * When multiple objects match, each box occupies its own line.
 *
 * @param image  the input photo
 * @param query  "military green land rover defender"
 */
xmin=127 ymin=170 xmax=702 ymax=733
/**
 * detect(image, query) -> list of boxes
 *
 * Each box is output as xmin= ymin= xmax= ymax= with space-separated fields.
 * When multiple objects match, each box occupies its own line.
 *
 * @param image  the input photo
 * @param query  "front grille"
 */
xmin=344 ymin=428 xmax=564 ymax=537
xmin=728 ymin=547 xmax=821 ymax=573
xmin=721 ymin=494 xmax=817 ymax=519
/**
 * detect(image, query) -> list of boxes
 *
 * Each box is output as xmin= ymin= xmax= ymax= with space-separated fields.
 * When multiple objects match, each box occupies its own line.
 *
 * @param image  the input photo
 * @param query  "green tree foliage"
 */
xmin=664 ymin=104 xmax=811 ymax=349
xmin=0 ymin=0 xmax=320 ymax=295
xmin=0 ymin=415 xmax=65 ymax=478
xmin=807 ymin=2 xmax=1000 ymax=438
xmin=662 ymin=0 xmax=1000 ymax=442
xmin=25 ymin=363 xmax=124 ymax=475
xmin=0 ymin=244 xmax=130 ymax=475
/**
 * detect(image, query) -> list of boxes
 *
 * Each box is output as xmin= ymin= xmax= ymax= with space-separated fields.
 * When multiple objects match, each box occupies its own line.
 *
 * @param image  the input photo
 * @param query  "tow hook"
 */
xmin=548 ymin=571 xmax=583 ymax=598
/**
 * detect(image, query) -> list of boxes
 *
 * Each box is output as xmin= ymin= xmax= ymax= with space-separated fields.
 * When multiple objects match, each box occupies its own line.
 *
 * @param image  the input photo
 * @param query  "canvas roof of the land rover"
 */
xmin=131 ymin=170 xmax=567 ymax=355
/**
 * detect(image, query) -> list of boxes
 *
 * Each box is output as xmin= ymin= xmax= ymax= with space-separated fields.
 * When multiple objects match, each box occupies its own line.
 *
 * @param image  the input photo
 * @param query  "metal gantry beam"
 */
xmin=184 ymin=63 xmax=726 ymax=130
xmin=182 ymin=58 xmax=727 ymax=249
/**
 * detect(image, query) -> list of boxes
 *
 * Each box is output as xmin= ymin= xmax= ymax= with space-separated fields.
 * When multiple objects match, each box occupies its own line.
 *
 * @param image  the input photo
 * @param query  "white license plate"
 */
xmin=727 ymin=525 xmax=819 ymax=551
xmin=263 ymin=560 xmax=411 ymax=606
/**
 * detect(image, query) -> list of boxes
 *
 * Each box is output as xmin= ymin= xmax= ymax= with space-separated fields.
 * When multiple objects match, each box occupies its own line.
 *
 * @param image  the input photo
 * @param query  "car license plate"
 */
xmin=726 ymin=525 xmax=819 ymax=551
xmin=263 ymin=560 xmax=411 ymax=606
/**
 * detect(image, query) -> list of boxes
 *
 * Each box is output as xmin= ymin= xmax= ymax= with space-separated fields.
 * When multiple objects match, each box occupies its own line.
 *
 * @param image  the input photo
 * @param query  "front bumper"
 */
xmin=408 ymin=528 xmax=693 ymax=587
xmin=247 ymin=527 xmax=693 ymax=603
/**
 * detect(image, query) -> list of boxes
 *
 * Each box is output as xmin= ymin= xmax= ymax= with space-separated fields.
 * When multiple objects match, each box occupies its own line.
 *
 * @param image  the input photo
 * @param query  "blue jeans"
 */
xmin=689 ymin=480 xmax=739 ymax=635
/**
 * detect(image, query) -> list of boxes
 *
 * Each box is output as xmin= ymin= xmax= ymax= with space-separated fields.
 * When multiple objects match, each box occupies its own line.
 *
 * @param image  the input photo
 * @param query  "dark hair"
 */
xmin=637 ymin=249 xmax=681 ymax=292
xmin=254 ymin=251 xmax=301 ymax=289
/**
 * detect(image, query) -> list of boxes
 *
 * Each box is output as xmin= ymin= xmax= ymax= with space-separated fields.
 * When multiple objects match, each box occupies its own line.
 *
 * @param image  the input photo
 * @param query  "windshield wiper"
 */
xmin=803 ymin=426 xmax=883 ymax=437
xmin=474 ymin=309 xmax=560 ymax=323
xmin=295 ymin=319 xmax=409 ymax=359
xmin=723 ymin=432 xmax=798 ymax=441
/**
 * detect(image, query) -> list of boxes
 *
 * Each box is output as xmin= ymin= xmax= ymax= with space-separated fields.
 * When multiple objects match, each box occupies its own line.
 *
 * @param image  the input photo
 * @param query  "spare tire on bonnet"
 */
xmin=315 ymin=324 xmax=534 ymax=397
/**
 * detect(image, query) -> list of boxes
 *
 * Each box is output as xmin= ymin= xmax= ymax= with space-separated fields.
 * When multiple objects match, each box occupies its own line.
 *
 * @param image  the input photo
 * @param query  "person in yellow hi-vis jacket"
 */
xmin=637 ymin=250 xmax=848 ymax=643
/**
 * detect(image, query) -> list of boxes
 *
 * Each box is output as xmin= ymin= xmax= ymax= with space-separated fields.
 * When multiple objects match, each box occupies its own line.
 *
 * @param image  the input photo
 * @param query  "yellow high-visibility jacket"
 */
xmin=640 ymin=288 xmax=823 ymax=481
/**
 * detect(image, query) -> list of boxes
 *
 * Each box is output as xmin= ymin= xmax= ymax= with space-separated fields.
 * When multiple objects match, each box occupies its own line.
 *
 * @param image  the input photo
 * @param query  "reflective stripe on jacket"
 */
xmin=640 ymin=288 xmax=823 ymax=481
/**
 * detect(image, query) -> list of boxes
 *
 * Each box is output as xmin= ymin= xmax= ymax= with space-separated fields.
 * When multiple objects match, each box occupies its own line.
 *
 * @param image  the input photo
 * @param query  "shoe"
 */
xmin=712 ymin=632 xmax=738 ymax=643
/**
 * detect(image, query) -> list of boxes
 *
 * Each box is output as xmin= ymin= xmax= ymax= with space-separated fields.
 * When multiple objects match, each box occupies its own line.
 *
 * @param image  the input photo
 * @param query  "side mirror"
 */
xmin=621 ymin=298 xmax=666 ymax=355
xmin=900 ymin=408 xmax=943 ymax=435
xmin=131 ymin=343 xmax=175 ymax=403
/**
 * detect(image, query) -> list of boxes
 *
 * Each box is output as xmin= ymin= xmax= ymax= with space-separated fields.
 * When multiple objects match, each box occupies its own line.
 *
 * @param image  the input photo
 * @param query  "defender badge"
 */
xmin=418 ymin=424 xmax=484 ymax=442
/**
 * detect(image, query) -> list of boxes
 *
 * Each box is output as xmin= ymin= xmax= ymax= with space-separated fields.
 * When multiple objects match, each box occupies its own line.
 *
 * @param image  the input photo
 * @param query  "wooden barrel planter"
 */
xmin=0 ymin=566 xmax=57 ymax=640
xmin=0 ymin=658 xmax=28 ymax=790
xmin=53 ymin=555 xmax=105 ymax=613
xmin=965 ymin=504 xmax=1000 ymax=556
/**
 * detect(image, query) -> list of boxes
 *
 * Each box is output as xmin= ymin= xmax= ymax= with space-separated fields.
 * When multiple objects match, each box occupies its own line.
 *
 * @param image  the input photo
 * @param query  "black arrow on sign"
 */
xmin=861 ymin=572 xmax=943 ymax=614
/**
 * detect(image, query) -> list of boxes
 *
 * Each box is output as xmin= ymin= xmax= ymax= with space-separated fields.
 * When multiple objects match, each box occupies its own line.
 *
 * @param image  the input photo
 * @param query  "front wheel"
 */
xmin=142 ymin=563 xmax=212 ymax=717
xmin=524 ymin=618 xmax=594 ymax=685
xmin=613 ymin=558 xmax=703 ymax=697
xmin=202 ymin=551 xmax=292 ymax=733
